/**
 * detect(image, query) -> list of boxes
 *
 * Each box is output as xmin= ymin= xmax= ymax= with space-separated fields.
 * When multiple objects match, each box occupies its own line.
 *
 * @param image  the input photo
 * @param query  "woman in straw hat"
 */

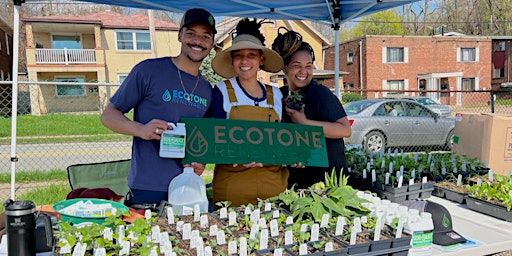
xmin=272 ymin=28 xmax=352 ymax=189
xmin=210 ymin=18 xmax=288 ymax=207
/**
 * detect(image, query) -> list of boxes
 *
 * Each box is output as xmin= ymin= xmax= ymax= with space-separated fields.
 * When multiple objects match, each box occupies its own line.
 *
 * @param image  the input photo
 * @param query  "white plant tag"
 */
xmin=373 ymin=218 xmax=382 ymax=241
xmin=190 ymin=230 xmax=199 ymax=248
xmin=209 ymin=225 xmax=218 ymax=237
xmin=335 ymin=216 xmax=345 ymax=236
xmin=250 ymin=224 xmax=259 ymax=239
xmin=116 ymin=225 xmax=125 ymax=241
xmin=259 ymin=218 xmax=267 ymax=228
xmin=120 ymin=241 xmax=130 ymax=255
xmin=59 ymin=239 xmax=71 ymax=254
xmin=229 ymin=211 xmax=237 ymax=226
xmin=489 ymin=170 xmax=494 ymax=182
xmin=160 ymin=241 xmax=172 ymax=254
xmin=272 ymin=210 xmax=280 ymax=219
xmin=151 ymin=225 xmax=160 ymax=243
xmin=321 ymin=213 xmax=330 ymax=228
xmin=411 ymin=169 xmax=416 ymax=180
xmin=385 ymin=173 xmax=390 ymax=185
xmin=285 ymin=230 xmax=294 ymax=245
xmin=430 ymin=162 xmax=434 ymax=173
xmin=325 ymin=241 xmax=334 ymax=252
xmin=394 ymin=148 xmax=398 ymax=158
xmin=427 ymin=153 xmax=432 ymax=163
xmin=220 ymin=207 xmax=227 ymax=219
xmin=196 ymin=240 xmax=204 ymax=256
xmin=244 ymin=206 xmax=252 ymax=215
xmin=408 ymin=179 xmax=414 ymax=185
xmin=251 ymin=209 xmax=261 ymax=223
xmin=228 ymin=240 xmax=238 ymax=254
xmin=274 ymin=248 xmax=283 ymax=256
xmin=259 ymin=229 xmax=269 ymax=250
xmin=457 ymin=174 xmax=463 ymax=187
xmin=72 ymin=242 xmax=86 ymax=256
xmin=299 ymin=244 xmax=308 ymax=255
xmin=182 ymin=223 xmax=191 ymax=240
xmin=381 ymin=159 xmax=386 ymax=169
xmin=200 ymin=215 xmax=209 ymax=228
xmin=145 ymin=209 xmax=152 ymax=221
xmin=462 ymin=161 xmax=467 ymax=172
xmin=204 ymin=246 xmax=213 ymax=256
xmin=350 ymin=226 xmax=358 ymax=245
xmin=270 ymin=219 xmax=279 ymax=237
xmin=194 ymin=205 xmax=200 ymax=222
xmin=353 ymin=217 xmax=362 ymax=233
xmin=396 ymin=217 xmax=405 ymax=238
xmin=348 ymin=167 xmax=351 ymax=173
xmin=216 ymin=230 xmax=226 ymax=245
xmin=176 ymin=221 xmax=184 ymax=232
xmin=360 ymin=216 xmax=367 ymax=223
xmin=167 ymin=207 xmax=175 ymax=224
xmin=397 ymin=175 xmax=403 ymax=188
xmin=102 ymin=227 xmax=113 ymax=241
xmin=399 ymin=165 xmax=404 ymax=176
xmin=286 ymin=216 xmax=294 ymax=225
xmin=239 ymin=237 xmax=248 ymax=256
xmin=453 ymin=165 xmax=458 ymax=174
xmin=422 ymin=176 xmax=427 ymax=183
xmin=311 ymin=223 xmax=320 ymax=242
xmin=159 ymin=232 xmax=170 ymax=245
xmin=363 ymin=169 xmax=367 ymax=179
xmin=300 ymin=223 xmax=309 ymax=232
xmin=264 ymin=202 xmax=272 ymax=212
xmin=477 ymin=178 xmax=482 ymax=186
xmin=93 ymin=247 xmax=106 ymax=256
xmin=371 ymin=169 xmax=377 ymax=182
xmin=389 ymin=162 xmax=393 ymax=173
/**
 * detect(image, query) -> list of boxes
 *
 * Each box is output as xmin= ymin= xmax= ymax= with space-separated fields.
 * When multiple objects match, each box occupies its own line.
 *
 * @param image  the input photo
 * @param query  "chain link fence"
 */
xmin=0 ymin=82 xmax=511 ymax=201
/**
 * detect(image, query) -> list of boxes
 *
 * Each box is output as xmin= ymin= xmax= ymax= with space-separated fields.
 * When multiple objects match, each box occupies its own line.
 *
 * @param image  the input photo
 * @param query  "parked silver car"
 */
xmin=344 ymin=99 xmax=455 ymax=152
xmin=404 ymin=97 xmax=452 ymax=117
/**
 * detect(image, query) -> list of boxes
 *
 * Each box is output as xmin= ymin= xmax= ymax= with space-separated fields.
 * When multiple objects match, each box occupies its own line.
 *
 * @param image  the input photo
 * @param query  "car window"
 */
xmin=345 ymin=101 xmax=374 ymax=114
xmin=374 ymin=101 xmax=405 ymax=116
xmin=406 ymin=102 xmax=433 ymax=117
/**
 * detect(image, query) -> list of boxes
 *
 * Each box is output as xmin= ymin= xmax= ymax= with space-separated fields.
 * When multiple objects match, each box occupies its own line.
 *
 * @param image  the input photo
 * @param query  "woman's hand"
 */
xmin=185 ymin=162 xmax=207 ymax=176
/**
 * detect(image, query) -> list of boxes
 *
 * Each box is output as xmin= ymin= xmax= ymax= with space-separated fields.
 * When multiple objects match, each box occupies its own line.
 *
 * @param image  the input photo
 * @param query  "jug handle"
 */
xmin=38 ymin=212 xmax=54 ymax=248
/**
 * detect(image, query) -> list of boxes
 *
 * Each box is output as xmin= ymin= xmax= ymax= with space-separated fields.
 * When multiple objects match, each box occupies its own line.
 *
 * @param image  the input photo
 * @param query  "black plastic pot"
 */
xmin=466 ymin=196 xmax=512 ymax=222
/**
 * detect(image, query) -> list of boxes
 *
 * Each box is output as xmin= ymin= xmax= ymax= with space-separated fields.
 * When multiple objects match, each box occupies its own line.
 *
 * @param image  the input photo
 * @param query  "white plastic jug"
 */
xmin=168 ymin=167 xmax=208 ymax=215
xmin=404 ymin=209 xmax=434 ymax=256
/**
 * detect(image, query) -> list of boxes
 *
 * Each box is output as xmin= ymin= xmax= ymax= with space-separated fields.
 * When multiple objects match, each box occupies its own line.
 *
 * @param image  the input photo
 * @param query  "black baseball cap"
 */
xmin=180 ymin=8 xmax=217 ymax=34
xmin=401 ymin=200 xmax=467 ymax=246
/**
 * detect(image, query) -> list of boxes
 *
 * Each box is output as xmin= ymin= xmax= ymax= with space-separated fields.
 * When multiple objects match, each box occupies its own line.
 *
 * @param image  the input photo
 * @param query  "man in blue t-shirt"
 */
xmin=101 ymin=8 xmax=217 ymax=206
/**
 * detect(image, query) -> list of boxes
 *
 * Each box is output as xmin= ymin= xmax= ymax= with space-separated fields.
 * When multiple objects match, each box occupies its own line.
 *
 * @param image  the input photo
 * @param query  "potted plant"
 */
xmin=285 ymin=91 xmax=305 ymax=111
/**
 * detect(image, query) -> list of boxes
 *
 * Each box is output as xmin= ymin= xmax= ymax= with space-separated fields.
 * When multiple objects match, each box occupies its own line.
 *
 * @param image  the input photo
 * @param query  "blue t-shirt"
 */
xmin=110 ymin=57 xmax=212 ymax=192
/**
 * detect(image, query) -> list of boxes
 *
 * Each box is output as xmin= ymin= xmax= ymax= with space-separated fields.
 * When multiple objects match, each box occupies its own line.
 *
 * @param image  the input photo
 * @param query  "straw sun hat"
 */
xmin=212 ymin=34 xmax=284 ymax=78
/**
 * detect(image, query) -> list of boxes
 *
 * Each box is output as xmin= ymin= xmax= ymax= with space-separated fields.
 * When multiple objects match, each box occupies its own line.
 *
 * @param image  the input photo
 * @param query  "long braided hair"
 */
xmin=271 ymin=27 xmax=315 ymax=65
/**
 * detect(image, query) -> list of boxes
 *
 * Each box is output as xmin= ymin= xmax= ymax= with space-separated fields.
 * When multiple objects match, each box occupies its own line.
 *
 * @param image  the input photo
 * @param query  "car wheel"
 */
xmin=445 ymin=130 xmax=454 ymax=151
xmin=364 ymin=131 xmax=386 ymax=153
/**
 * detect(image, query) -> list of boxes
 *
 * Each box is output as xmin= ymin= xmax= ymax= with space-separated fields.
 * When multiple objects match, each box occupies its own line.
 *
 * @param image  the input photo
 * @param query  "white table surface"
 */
xmin=428 ymin=196 xmax=512 ymax=255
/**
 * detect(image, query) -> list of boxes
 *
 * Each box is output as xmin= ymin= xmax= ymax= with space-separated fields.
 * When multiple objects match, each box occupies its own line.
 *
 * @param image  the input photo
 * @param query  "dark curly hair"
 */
xmin=231 ymin=18 xmax=269 ymax=45
xmin=271 ymin=27 xmax=315 ymax=65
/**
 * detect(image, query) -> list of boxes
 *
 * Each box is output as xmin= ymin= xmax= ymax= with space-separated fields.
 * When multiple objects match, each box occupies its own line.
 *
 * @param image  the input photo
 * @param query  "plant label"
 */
xmin=229 ymin=211 xmax=237 ymax=226
xmin=264 ymin=202 xmax=272 ymax=212
xmin=272 ymin=210 xmax=280 ymax=219
xmin=367 ymin=162 xmax=371 ymax=172
xmin=300 ymin=223 xmax=309 ymax=232
xmin=321 ymin=213 xmax=330 ymax=228
xmin=228 ymin=240 xmax=238 ymax=254
xmin=381 ymin=159 xmax=386 ymax=169
xmin=325 ymin=241 xmax=333 ymax=252
xmin=251 ymin=209 xmax=261 ymax=223
xmin=270 ymin=219 xmax=279 ymax=237
xmin=398 ymin=175 xmax=403 ymax=188
xmin=354 ymin=217 xmax=362 ymax=232
xmin=422 ymin=176 xmax=427 ymax=183
xmin=220 ymin=207 xmax=227 ymax=219
xmin=389 ymin=162 xmax=393 ymax=173
xmin=176 ymin=221 xmax=184 ymax=232
xmin=190 ymin=230 xmax=199 ymax=248
xmin=151 ymin=225 xmax=160 ymax=243
xmin=102 ymin=227 xmax=113 ymax=241
xmin=299 ymin=244 xmax=308 ymax=255
xmin=374 ymin=218 xmax=382 ymax=241
xmin=400 ymin=165 xmax=404 ymax=176
xmin=457 ymin=174 xmax=463 ymax=187
xmin=259 ymin=217 xmax=267 ymax=228
xmin=159 ymin=232 xmax=170 ymax=245
xmin=412 ymin=169 xmax=416 ymax=180
xmin=209 ymin=225 xmax=218 ymax=237
xmin=260 ymin=229 xmax=269 ymax=250
xmin=363 ymin=169 xmax=367 ymax=179
xmin=120 ymin=241 xmax=130 ymax=255
xmin=145 ymin=209 xmax=151 ymax=221
xmin=350 ymin=226 xmax=358 ymax=245
xmin=194 ymin=205 xmax=200 ymax=221
xmin=335 ymin=216 xmax=345 ymax=236
xmin=286 ymin=216 xmax=294 ymax=225
xmin=204 ymin=246 xmax=212 ymax=256
xmin=59 ymin=239 xmax=71 ymax=254
xmin=311 ymin=223 xmax=320 ymax=241
xmin=396 ymin=218 xmax=405 ymax=238
xmin=477 ymin=178 xmax=482 ymax=186
xmin=285 ymin=230 xmax=294 ymax=245
xmin=116 ymin=225 xmax=125 ymax=241
xmin=216 ymin=230 xmax=226 ymax=245
xmin=196 ymin=240 xmax=204 ymax=256
xmin=182 ymin=223 xmax=192 ymax=240
xmin=409 ymin=179 xmax=414 ymax=186
xmin=73 ymin=242 xmax=86 ymax=256
xmin=371 ymin=169 xmax=376 ymax=182
xmin=274 ymin=248 xmax=283 ymax=256
xmin=489 ymin=170 xmax=494 ymax=182
xmin=239 ymin=237 xmax=248 ymax=256
xmin=250 ymin=224 xmax=260 ymax=239
xmin=244 ymin=206 xmax=252 ymax=215
xmin=167 ymin=207 xmax=175 ymax=224
xmin=200 ymin=215 xmax=209 ymax=228
xmin=385 ymin=173 xmax=390 ymax=185
xmin=93 ymin=247 xmax=106 ymax=256
xmin=427 ymin=153 xmax=432 ymax=163
xmin=149 ymin=247 xmax=158 ymax=256
xmin=160 ymin=241 xmax=172 ymax=254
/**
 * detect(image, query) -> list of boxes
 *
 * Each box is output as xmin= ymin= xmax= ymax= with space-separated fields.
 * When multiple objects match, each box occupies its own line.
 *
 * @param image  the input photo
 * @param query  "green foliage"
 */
xmin=341 ymin=92 xmax=364 ymax=103
xmin=200 ymin=49 xmax=224 ymax=85
xmin=466 ymin=174 xmax=512 ymax=211
xmin=343 ymin=10 xmax=405 ymax=41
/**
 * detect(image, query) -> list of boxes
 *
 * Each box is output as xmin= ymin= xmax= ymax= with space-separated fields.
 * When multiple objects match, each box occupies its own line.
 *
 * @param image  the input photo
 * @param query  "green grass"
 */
xmin=0 ymin=170 xmax=68 ymax=183
xmin=496 ymin=99 xmax=512 ymax=106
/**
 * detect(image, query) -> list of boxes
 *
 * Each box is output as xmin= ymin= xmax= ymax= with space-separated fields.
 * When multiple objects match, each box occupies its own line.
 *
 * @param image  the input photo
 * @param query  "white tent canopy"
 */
xmin=9 ymin=0 xmax=418 ymax=198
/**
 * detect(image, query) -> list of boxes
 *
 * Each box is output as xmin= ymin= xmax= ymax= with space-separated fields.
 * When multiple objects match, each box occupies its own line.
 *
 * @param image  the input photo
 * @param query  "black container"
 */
xmin=5 ymin=199 xmax=36 ymax=256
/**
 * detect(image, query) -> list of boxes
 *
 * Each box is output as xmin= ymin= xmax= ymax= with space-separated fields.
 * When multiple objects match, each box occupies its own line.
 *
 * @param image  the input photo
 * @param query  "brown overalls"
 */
xmin=212 ymin=80 xmax=289 ymax=207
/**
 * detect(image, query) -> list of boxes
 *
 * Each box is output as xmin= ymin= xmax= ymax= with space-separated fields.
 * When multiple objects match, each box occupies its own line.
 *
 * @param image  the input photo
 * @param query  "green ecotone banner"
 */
xmin=180 ymin=118 xmax=328 ymax=167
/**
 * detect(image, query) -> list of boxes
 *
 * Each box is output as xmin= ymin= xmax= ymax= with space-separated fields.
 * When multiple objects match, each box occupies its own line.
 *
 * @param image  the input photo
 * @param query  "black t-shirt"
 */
xmin=281 ymin=80 xmax=348 ymax=189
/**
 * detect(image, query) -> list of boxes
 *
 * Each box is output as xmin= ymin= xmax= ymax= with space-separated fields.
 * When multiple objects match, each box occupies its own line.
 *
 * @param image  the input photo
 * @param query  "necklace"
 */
xmin=177 ymin=67 xmax=200 ymax=103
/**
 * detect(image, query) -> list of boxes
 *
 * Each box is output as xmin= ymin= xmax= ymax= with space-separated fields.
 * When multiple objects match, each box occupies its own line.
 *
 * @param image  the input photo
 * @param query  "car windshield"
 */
xmin=417 ymin=98 xmax=437 ymax=105
xmin=345 ymin=101 xmax=375 ymax=114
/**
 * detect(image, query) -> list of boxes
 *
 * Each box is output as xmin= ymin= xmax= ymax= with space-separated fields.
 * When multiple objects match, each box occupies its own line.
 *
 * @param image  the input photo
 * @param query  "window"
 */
xmin=116 ymin=31 xmax=151 ymax=51
xmin=494 ymin=42 xmax=506 ymax=51
xmin=385 ymin=80 xmax=405 ymax=94
xmin=52 ymin=34 xmax=81 ymax=49
xmin=55 ymin=77 xmax=86 ymax=97
xmin=460 ymin=48 xmax=476 ymax=62
xmin=347 ymin=52 xmax=354 ymax=63
xmin=494 ymin=68 xmax=505 ymax=78
xmin=118 ymin=74 xmax=128 ymax=83
xmin=462 ymin=78 xmax=475 ymax=90
xmin=386 ymin=47 xmax=404 ymax=63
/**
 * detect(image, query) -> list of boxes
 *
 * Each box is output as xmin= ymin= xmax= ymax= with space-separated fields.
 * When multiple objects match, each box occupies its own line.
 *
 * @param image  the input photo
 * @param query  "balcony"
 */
xmin=35 ymin=48 xmax=96 ymax=64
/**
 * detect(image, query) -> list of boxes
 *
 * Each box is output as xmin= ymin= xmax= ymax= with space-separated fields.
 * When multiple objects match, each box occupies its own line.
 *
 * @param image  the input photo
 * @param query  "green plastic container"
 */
xmin=53 ymin=198 xmax=129 ymax=225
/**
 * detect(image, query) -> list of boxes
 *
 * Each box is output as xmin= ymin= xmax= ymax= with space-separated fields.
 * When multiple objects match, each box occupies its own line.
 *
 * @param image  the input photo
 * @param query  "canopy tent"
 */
xmin=9 ymin=0 xmax=418 ymax=199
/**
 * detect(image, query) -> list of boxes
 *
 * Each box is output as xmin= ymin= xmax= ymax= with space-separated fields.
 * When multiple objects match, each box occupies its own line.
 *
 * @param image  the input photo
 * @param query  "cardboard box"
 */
xmin=453 ymin=113 xmax=512 ymax=175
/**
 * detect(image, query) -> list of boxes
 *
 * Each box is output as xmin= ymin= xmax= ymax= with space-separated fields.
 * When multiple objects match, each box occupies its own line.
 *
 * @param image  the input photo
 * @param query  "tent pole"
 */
xmin=10 ymin=3 xmax=21 ymax=200
xmin=334 ymin=29 xmax=341 ymax=100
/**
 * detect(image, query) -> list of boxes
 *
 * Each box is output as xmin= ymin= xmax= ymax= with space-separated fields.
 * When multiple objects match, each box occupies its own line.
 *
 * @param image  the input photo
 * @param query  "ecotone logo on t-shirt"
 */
xmin=161 ymin=89 xmax=208 ymax=110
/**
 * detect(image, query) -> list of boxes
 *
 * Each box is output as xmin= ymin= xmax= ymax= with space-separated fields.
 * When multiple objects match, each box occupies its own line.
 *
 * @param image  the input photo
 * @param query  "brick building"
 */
xmin=324 ymin=35 xmax=495 ymax=106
